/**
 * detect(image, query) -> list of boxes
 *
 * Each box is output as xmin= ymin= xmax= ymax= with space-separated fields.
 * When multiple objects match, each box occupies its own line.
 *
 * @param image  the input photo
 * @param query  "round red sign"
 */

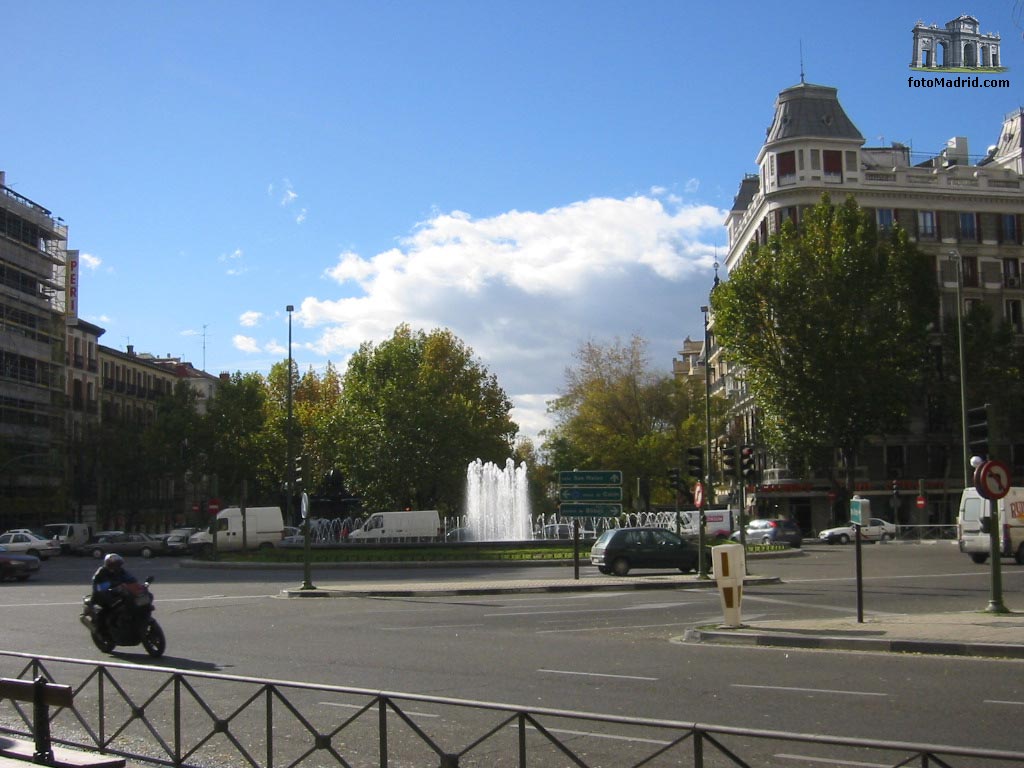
xmin=915 ymin=495 xmax=926 ymax=509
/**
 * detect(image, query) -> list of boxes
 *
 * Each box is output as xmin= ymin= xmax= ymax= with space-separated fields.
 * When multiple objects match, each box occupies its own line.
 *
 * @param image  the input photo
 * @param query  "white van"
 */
xmin=348 ymin=510 xmax=442 ymax=542
xmin=42 ymin=523 xmax=92 ymax=553
xmin=957 ymin=487 xmax=1024 ymax=564
xmin=188 ymin=506 xmax=284 ymax=554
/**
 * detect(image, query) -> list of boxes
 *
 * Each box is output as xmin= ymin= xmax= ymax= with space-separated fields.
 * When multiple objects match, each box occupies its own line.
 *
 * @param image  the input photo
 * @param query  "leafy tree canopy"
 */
xmin=710 ymin=194 xmax=937 ymax=479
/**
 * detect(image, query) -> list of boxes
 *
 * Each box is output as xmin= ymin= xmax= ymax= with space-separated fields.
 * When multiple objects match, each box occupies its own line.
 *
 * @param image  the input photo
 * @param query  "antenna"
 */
xmin=799 ymin=40 xmax=806 ymax=84
xmin=202 ymin=324 xmax=208 ymax=371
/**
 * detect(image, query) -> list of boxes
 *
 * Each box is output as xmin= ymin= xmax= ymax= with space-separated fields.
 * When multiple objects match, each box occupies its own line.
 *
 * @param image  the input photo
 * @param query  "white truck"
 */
xmin=41 ymin=523 xmax=92 ymax=553
xmin=188 ymin=506 xmax=285 ymax=554
xmin=681 ymin=508 xmax=738 ymax=539
xmin=348 ymin=510 xmax=442 ymax=543
xmin=957 ymin=487 xmax=1024 ymax=564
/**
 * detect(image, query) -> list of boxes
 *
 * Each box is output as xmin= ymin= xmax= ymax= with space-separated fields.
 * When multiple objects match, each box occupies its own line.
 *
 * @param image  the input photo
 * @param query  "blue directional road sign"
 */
xmin=558 ymin=470 xmax=623 ymax=486
xmin=559 ymin=486 xmax=623 ymax=502
xmin=560 ymin=503 xmax=622 ymax=518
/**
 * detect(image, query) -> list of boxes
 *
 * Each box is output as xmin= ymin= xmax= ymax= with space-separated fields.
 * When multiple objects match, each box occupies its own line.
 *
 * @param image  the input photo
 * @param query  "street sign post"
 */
xmin=558 ymin=470 xmax=623 ymax=580
xmin=975 ymin=459 xmax=1011 ymax=500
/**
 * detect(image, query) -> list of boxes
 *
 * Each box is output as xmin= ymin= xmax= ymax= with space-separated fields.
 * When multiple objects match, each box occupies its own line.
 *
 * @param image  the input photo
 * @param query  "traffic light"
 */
xmin=966 ymin=404 xmax=990 ymax=459
xmin=721 ymin=445 xmax=738 ymax=478
xmin=294 ymin=455 xmax=304 ymax=489
xmin=740 ymin=445 xmax=756 ymax=481
xmin=667 ymin=467 xmax=682 ymax=490
xmin=685 ymin=446 xmax=704 ymax=480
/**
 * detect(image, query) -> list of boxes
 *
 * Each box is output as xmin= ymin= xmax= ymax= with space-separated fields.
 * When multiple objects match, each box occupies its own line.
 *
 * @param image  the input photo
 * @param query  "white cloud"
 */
xmin=233 ymin=335 xmax=261 ymax=354
xmin=296 ymin=208 xmax=307 ymax=224
xmin=265 ymin=340 xmax=287 ymax=355
xmin=240 ymin=311 xmax=263 ymax=327
xmin=299 ymin=194 xmax=725 ymax=442
xmin=80 ymin=252 xmax=102 ymax=270
xmin=280 ymin=178 xmax=298 ymax=206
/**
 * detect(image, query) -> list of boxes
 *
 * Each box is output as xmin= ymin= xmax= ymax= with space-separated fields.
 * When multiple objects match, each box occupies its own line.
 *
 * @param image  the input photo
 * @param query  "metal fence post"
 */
xmin=378 ymin=697 xmax=388 ymax=768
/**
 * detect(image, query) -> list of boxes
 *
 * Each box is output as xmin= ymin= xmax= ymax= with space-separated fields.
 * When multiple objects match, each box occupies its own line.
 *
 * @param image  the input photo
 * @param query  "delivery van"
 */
xmin=348 ymin=510 xmax=442 ymax=542
xmin=42 ymin=523 xmax=92 ymax=553
xmin=957 ymin=487 xmax=1024 ymax=564
xmin=188 ymin=506 xmax=284 ymax=554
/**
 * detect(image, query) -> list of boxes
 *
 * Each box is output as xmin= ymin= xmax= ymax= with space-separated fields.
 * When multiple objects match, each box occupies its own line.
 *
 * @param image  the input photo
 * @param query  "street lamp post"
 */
xmin=699 ymin=304 xmax=712 ymax=579
xmin=948 ymin=251 xmax=970 ymax=487
xmin=286 ymin=305 xmax=294 ymax=526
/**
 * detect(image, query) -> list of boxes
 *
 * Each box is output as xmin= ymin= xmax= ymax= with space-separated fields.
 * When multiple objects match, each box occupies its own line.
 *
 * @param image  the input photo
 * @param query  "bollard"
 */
xmin=33 ymin=675 xmax=54 ymax=765
xmin=711 ymin=543 xmax=746 ymax=628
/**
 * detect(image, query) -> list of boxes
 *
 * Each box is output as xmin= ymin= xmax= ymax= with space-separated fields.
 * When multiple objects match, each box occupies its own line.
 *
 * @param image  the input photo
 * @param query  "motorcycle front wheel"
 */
xmin=90 ymin=628 xmax=116 ymax=654
xmin=142 ymin=620 xmax=166 ymax=658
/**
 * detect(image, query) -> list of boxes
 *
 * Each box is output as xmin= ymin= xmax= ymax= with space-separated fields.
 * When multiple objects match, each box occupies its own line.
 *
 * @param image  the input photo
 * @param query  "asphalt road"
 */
xmin=1 ymin=542 xmax=1022 ymax=766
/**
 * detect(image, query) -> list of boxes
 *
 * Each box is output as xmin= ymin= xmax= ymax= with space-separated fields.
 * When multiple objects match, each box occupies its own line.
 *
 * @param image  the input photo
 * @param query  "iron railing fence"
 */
xmin=1 ymin=651 xmax=1020 ymax=768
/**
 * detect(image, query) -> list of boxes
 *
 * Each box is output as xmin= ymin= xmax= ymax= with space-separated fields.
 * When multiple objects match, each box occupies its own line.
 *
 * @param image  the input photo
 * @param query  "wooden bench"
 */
xmin=0 ymin=677 xmax=124 ymax=767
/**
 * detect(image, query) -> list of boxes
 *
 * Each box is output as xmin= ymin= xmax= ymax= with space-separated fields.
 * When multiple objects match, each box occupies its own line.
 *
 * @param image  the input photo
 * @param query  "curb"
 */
xmin=683 ymin=627 xmax=1024 ymax=659
xmin=280 ymin=575 xmax=781 ymax=598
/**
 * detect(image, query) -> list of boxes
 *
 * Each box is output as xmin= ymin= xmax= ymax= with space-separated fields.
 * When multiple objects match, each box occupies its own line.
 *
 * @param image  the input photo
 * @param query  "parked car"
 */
xmin=590 ymin=527 xmax=703 ymax=576
xmin=162 ymin=527 xmax=199 ymax=554
xmin=77 ymin=532 xmax=161 ymax=559
xmin=0 ymin=545 xmax=40 ymax=581
xmin=0 ymin=531 xmax=61 ymax=560
xmin=819 ymin=518 xmax=897 ymax=545
xmin=731 ymin=518 xmax=803 ymax=548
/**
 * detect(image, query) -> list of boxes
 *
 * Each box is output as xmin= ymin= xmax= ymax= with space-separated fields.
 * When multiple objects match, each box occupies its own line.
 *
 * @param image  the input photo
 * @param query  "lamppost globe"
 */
xmin=970 ymin=455 xmax=985 ymax=469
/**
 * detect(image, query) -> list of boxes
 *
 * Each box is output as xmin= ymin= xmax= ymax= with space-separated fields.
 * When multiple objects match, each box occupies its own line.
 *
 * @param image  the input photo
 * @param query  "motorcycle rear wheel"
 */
xmin=142 ymin=620 xmax=166 ymax=658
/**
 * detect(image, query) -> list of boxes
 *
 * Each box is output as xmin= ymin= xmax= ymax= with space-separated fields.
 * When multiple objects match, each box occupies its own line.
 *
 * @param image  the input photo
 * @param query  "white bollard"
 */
xmin=712 ymin=543 xmax=746 ymax=628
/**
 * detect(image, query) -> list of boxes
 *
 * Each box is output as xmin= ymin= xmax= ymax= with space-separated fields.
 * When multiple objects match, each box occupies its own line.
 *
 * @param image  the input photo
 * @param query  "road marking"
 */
xmin=733 ymin=683 xmax=886 ymax=697
xmin=486 ymin=602 xmax=692 ymax=618
xmin=537 ymin=621 xmax=691 ymax=634
xmin=511 ymin=723 xmax=670 ymax=746
xmin=0 ymin=594 xmax=273 ymax=609
xmin=377 ymin=623 xmax=485 ymax=630
xmin=985 ymin=699 xmax=1024 ymax=706
xmin=741 ymin=595 xmax=905 ymax=617
xmin=538 ymin=669 xmax=658 ymax=681
xmin=775 ymin=754 xmax=888 ymax=767
xmin=320 ymin=702 xmax=439 ymax=718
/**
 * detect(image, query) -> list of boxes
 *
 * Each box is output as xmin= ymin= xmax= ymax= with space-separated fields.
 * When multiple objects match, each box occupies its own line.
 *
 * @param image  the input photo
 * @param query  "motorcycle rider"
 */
xmin=90 ymin=553 xmax=137 ymax=632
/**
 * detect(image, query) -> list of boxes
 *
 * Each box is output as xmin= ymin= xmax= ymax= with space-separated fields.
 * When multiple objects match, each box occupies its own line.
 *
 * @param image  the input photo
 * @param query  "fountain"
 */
xmin=465 ymin=458 xmax=532 ymax=541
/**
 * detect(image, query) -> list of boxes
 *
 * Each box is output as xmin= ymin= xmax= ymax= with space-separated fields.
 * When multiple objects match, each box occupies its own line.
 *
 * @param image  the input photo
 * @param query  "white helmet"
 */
xmin=103 ymin=553 xmax=124 ymax=569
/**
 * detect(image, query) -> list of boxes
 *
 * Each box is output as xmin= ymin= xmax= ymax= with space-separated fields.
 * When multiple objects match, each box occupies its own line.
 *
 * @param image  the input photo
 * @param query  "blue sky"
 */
xmin=5 ymin=2 xmax=1024 ymax=441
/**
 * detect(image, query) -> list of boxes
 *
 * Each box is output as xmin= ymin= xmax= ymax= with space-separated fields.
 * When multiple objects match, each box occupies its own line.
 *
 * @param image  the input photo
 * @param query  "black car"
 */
xmin=590 ymin=527 xmax=702 ymax=576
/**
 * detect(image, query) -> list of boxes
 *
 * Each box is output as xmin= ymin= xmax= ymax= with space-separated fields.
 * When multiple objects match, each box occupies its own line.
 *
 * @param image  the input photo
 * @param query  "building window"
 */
xmin=776 ymin=151 xmax=796 ymax=184
xmin=877 ymin=209 xmax=895 ymax=231
xmin=1007 ymin=299 xmax=1023 ymax=332
xmin=962 ymin=256 xmax=978 ymax=288
xmin=917 ymin=210 xmax=937 ymax=239
xmin=823 ymin=150 xmax=842 ymax=179
xmin=959 ymin=212 xmax=977 ymax=242
xmin=1001 ymin=214 xmax=1020 ymax=244
xmin=845 ymin=150 xmax=858 ymax=171
xmin=1004 ymin=258 xmax=1021 ymax=288
xmin=810 ymin=149 xmax=821 ymax=171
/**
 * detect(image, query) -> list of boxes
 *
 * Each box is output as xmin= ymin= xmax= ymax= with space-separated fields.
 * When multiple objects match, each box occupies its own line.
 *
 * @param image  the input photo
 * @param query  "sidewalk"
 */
xmin=280 ymin=571 xmax=1024 ymax=658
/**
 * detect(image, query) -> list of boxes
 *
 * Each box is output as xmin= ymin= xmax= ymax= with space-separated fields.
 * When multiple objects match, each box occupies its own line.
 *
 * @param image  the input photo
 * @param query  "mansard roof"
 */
xmin=764 ymin=82 xmax=864 ymax=145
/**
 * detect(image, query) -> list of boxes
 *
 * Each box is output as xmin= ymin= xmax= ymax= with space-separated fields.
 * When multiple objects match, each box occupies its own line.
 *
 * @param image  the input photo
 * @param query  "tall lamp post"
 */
xmin=948 ymin=251 xmax=970 ymax=487
xmin=286 ymin=305 xmax=294 ymax=525
xmin=700 ymin=304 xmax=713 ymax=580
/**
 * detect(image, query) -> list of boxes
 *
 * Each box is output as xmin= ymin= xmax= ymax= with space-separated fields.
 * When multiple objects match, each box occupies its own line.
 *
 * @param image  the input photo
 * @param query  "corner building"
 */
xmin=718 ymin=82 xmax=1024 ymax=535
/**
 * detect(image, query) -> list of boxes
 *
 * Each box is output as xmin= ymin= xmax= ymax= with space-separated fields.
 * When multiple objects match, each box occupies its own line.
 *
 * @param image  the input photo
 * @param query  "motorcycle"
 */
xmin=80 ymin=577 xmax=166 ymax=658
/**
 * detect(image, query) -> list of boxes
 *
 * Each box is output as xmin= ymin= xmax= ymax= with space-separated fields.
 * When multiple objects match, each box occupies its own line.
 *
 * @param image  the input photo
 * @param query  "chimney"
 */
xmin=126 ymin=345 xmax=135 ymax=356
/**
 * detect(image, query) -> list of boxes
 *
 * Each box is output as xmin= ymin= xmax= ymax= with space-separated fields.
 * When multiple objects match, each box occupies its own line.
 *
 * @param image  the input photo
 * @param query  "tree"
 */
xmin=204 ymin=372 xmax=274 ymax=507
xmin=545 ymin=336 xmax=716 ymax=510
xmin=710 ymin=194 xmax=937 ymax=493
xmin=333 ymin=325 xmax=517 ymax=512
